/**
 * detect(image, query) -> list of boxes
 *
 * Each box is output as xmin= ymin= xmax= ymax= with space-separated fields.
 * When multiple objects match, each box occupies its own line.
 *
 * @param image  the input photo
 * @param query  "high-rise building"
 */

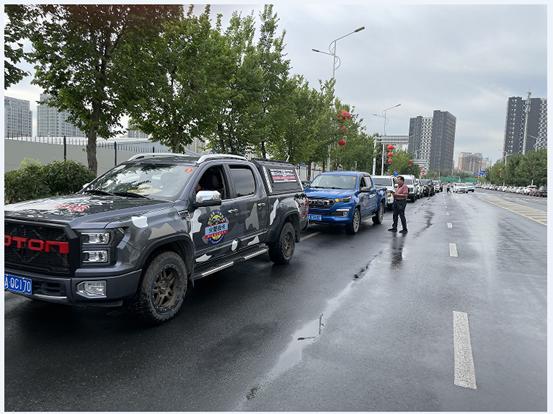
xmin=503 ymin=94 xmax=547 ymax=156
xmin=37 ymin=94 xmax=85 ymax=137
xmin=408 ymin=110 xmax=456 ymax=173
xmin=4 ymin=96 xmax=32 ymax=137
xmin=458 ymin=152 xmax=483 ymax=174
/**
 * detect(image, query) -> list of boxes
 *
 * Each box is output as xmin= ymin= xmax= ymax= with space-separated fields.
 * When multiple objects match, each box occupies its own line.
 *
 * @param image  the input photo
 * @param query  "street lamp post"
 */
xmin=371 ymin=104 xmax=401 ymax=175
xmin=312 ymin=26 xmax=365 ymax=171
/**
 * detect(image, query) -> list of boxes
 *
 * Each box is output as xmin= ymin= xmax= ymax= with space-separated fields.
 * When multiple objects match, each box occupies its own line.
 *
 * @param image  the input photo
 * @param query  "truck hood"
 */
xmin=305 ymin=188 xmax=355 ymax=199
xmin=4 ymin=194 xmax=171 ymax=224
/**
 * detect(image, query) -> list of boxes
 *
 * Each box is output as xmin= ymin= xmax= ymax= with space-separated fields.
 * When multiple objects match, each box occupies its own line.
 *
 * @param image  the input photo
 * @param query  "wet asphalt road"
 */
xmin=4 ymin=190 xmax=547 ymax=411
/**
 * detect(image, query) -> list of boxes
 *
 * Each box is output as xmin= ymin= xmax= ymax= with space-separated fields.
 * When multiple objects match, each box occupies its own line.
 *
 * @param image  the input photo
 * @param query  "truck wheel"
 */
xmin=372 ymin=202 xmax=384 ymax=225
xmin=345 ymin=208 xmax=361 ymax=235
xmin=132 ymin=251 xmax=188 ymax=324
xmin=269 ymin=221 xmax=296 ymax=264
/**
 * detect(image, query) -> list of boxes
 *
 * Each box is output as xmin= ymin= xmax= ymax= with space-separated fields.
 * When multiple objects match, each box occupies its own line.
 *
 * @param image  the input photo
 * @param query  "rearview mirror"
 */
xmin=195 ymin=190 xmax=222 ymax=207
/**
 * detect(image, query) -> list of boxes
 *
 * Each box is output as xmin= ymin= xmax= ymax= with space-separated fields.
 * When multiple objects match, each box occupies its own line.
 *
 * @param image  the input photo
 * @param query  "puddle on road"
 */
xmin=237 ymin=252 xmax=383 ymax=408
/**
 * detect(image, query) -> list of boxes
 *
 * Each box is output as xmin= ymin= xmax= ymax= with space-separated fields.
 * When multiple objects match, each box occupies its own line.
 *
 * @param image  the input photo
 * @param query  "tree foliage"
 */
xmin=4 ymin=5 xmax=34 ymax=88
xmin=28 ymin=5 xmax=182 ymax=174
xmin=486 ymin=149 xmax=547 ymax=186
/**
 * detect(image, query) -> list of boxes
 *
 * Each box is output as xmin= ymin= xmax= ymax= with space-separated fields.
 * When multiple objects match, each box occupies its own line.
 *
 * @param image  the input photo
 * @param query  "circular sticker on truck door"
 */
xmin=203 ymin=210 xmax=229 ymax=244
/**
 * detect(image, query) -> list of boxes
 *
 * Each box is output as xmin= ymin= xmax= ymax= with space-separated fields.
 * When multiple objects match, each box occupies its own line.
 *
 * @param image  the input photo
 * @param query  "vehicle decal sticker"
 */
xmin=131 ymin=216 xmax=148 ymax=228
xmin=269 ymin=168 xmax=297 ymax=183
xmin=203 ymin=210 xmax=229 ymax=244
xmin=245 ymin=204 xmax=260 ymax=230
xmin=269 ymin=199 xmax=280 ymax=225
xmin=247 ymin=236 xmax=260 ymax=246
xmin=196 ymin=254 xmax=211 ymax=263
xmin=189 ymin=209 xmax=202 ymax=237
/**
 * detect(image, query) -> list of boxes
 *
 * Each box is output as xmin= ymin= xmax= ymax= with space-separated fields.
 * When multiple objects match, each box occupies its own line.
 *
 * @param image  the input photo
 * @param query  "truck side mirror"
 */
xmin=195 ymin=190 xmax=222 ymax=207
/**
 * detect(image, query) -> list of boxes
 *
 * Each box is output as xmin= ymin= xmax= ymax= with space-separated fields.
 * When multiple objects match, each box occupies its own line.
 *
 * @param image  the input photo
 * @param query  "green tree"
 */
xmin=251 ymin=5 xmax=291 ymax=158
xmin=4 ymin=5 xmax=34 ymax=88
xmin=29 ymin=5 xmax=182 ymax=174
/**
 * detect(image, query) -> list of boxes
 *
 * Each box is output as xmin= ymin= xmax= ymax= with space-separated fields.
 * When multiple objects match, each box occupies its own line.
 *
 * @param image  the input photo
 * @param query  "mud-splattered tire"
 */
xmin=345 ymin=208 xmax=361 ymax=235
xmin=269 ymin=222 xmax=296 ymax=265
xmin=131 ymin=251 xmax=188 ymax=325
xmin=372 ymin=202 xmax=384 ymax=225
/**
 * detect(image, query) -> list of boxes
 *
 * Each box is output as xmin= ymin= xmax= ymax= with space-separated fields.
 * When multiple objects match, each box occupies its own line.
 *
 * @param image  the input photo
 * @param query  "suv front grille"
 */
xmin=5 ymin=221 xmax=72 ymax=275
xmin=308 ymin=198 xmax=335 ymax=209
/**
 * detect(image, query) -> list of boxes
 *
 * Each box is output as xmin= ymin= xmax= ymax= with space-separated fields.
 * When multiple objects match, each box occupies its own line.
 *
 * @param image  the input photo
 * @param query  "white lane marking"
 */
xmin=449 ymin=243 xmax=458 ymax=257
xmin=453 ymin=311 xmax=477 ymax=389
xmin=447 ymin=223 xmax=453 ymax=229
xmin=446 ymin=212 xmax=450 ymax=216
xmin=302 ymin=231 xmax=321 ymax=241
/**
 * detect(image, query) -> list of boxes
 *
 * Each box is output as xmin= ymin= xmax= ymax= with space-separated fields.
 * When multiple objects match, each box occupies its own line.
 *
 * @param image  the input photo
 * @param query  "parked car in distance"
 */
xmin=420 ymin=179 xmax=435 ymax=197
xmin=465 ymin=183 xmax=475 ymax=192
xmin=372 ymin=175 xmax=395 ymax=210
xmin=305 ymin=171 xmax=386 ymax=234
xmin=453 ymin=183 xmax=468 ymax=193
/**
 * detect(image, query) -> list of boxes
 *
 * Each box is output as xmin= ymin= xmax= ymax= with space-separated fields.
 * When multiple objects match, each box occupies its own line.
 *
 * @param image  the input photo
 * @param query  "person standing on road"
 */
xmin=389 ymin=175 xmax=408 ymax=234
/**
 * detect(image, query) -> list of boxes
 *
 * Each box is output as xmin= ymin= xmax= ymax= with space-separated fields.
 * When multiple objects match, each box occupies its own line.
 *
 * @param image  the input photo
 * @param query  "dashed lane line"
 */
xmin=447 ymin=223 xmax=453 ymax=229
xmin=453 ymin=311 xmax=477 ymax=389
xmin=449 ymin=243 xmax=458 ymax=257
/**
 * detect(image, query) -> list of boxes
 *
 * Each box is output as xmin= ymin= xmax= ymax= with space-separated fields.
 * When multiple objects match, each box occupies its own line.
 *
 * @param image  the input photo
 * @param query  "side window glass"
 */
xmin=196 ymin=166 xmax=229 ymax=199
xmin=229 ymin=166 xmax=256 ymax=197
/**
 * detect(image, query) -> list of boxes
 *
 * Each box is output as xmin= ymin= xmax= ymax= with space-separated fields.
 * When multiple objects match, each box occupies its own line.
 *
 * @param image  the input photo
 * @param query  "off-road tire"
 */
xmin=131 ymin=251 xmax=188 ymax=325
xmin=269 ymin=222 xmax=296 ymax=265
xmin=372 ymin=202 xmax=384 ymax=225
xmin=345 ymin=208 xmax=361 ymax=235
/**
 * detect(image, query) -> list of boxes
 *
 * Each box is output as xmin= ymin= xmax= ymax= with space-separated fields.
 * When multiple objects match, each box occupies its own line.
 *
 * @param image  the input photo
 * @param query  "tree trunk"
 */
xmin=307 ymin=162 xmax=312 ymax=181
xmin=260 ymin=140 xmax=267 ymax=159
xmin=86 ymin=104 xmax=101 ymax=175
xmin=86 ymin=128 xmax=98 ymax=176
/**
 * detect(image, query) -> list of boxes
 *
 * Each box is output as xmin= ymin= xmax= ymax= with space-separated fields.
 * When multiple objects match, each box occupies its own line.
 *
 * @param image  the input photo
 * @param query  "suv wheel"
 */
xmin=372 ymin=202 xmax=384 ymax=225
xmin=346 ymin=208 xmax=361 ymax=234
xmin=132 ymin=251 xmax=188 ymax=324
xmin=269 ymin=222 xmax=296 ymax=264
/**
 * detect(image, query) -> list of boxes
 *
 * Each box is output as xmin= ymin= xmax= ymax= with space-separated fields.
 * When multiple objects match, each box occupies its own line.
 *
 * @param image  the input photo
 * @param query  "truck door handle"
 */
xmin=257 ymin=203 xmax=266 ymax=208
xmin=228 ymin=208 xmax=239 ymax=214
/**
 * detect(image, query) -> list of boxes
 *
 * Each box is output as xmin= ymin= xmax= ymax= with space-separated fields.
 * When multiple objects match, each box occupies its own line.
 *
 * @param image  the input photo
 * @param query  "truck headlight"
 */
xmin=83 ymin=250 xmax=109 ymax=263
xmin=81 ymin=231 xmax=111 ymax=245
xmin=334 ymin=197 xmax=351 ymax=203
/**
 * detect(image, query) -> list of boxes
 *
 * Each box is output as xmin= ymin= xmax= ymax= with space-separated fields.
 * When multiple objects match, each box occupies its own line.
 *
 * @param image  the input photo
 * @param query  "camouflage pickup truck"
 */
xmin=4 ymin=154 xmax=308 ymax=323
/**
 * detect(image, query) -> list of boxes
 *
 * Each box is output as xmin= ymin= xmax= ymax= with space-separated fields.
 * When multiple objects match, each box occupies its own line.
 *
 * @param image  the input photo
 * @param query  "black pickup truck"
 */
xmin=4 ymin=154 xmax=308 ymax=323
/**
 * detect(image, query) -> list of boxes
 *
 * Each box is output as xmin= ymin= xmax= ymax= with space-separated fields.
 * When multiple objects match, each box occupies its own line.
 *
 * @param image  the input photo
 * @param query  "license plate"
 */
xmin=308 ymin=214 xmax=322 ymax=221
xmin=4 ymin=273 xmax=32 ymax=296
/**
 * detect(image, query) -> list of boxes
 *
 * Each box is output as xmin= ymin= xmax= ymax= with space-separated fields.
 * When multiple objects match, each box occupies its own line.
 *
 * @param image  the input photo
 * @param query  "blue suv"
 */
xmin=305 ymin=171 xmax=386 ymax=234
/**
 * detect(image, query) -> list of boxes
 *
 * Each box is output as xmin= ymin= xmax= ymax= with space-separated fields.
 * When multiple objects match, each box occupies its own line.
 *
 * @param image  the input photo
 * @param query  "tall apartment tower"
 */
xmin=408 ymin=110 xmax=456 ymax=173
xmin=37 ymin=94 xmax=85 ymax=137
xmin=4 ymin=96 xmax=32 ymax=137
xmin=503 ymin=94 xmax=547 ymax=156
xmin=458 ymin=152 xmax=483 ymax=174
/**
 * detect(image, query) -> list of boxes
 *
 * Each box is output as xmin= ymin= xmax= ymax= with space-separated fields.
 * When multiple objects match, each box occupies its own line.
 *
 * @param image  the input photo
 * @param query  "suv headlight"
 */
xmin=334 ymin=197 xmax=351 ymax=203
xmin=81 ymin=231 xmax=111 ymax=245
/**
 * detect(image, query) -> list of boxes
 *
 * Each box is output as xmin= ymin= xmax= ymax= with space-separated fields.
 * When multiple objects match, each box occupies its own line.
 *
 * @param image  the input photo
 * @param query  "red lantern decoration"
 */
xmin=339 ymin=125 xmax=348 ymax=132
xmin=387 ymin=158 xmax=393 ymax=164
xmin=408 ymin=160 xmax=413 ymax=166
xmin=387 ymin=151 xmax=394 ymax=157
xmin=338 ymin=138 xmax=347 ymax=146
xmin=387 ymin=144 xmax=395 ymax=150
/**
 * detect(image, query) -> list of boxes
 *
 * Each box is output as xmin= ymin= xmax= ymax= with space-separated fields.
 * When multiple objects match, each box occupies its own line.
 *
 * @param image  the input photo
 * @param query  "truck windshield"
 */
xmin=372 ymin=177 xmax=392 ymax=186
xmin=310 ymin=174 xmax=357 ymax=190
xmin=84 ymin=162 xmax=196 ymax=201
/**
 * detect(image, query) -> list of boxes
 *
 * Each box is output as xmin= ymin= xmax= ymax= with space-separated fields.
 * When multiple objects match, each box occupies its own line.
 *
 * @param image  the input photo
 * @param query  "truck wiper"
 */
xmin=83 ymin=189 xmax=116 ymax=196
xmin=113 ymin=191 xmax=151 ymax=199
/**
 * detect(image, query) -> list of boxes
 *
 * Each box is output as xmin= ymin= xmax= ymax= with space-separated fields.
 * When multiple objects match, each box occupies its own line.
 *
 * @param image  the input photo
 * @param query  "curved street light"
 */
xmin=372 ymin=103 xmax=402 ymax=175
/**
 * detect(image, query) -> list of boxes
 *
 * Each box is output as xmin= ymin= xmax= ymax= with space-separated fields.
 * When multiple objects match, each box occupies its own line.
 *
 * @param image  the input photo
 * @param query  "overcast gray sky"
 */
xmin=5 ymin=3 xmax=547 ymax=163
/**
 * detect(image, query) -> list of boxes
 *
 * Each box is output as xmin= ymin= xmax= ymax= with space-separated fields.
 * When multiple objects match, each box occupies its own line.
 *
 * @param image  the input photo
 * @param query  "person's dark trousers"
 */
xmin=392 ymin=199 xmax=408 ymax=230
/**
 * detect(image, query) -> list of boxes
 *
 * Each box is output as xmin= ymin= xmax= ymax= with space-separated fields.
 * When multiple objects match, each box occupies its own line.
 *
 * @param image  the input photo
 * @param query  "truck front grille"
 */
xmin=5 ymin=221 xmax=72 ymax=275
xmin=308 ymin=198 xmax=335 ymax=209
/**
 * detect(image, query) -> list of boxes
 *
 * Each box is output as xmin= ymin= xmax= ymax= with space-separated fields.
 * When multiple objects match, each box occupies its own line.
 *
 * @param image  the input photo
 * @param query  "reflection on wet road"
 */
xmin=4 ymin=190 xmax=546 ymax=411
